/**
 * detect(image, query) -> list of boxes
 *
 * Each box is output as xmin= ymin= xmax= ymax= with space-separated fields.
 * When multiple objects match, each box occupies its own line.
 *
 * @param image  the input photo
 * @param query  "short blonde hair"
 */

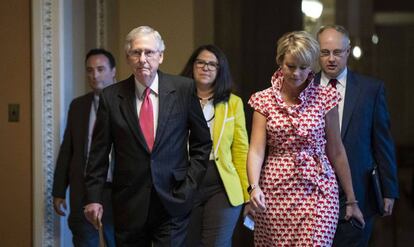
xmin=276 ymin=31 xmax=319 ymax=68
xmin=124 ymin=26 xmax=166 ymax=54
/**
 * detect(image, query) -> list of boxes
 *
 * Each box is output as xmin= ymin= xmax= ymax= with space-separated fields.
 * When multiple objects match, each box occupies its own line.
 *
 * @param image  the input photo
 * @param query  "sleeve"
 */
xmin=230 ymin=96 xmax=250 ymax=202
xmin=174 ymin=81 xmax=212 ymax=198
xmin=372 ymin=83 xmax=399 ymax=198
xmin=323 ymin=85 xmax=341 ymax=114
xmin=52 ymin=101 xmax=74 ymax=198
xmin=248 ymin=89 xmax=269 ymax=117
xmin=85 ymin=93 xmax=113 ymax=205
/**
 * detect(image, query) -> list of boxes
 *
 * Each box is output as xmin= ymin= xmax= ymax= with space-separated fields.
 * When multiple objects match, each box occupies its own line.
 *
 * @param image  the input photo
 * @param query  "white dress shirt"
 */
xmin=87 ymin=94 xmax=100 ymax=158
xmin=135 ymin=73 xmax=159 ymax=138
xmin=86 ymin=94 xmax=99 ymax=157
xmin=201 ymin=99 xmax=215 ymax=160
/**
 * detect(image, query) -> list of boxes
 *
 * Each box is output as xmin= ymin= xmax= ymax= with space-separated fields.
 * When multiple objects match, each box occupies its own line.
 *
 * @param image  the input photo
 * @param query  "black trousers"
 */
xmin=187 ymin=161 xmax=242 ymax=247
xmin=333 ymin=216 xmax=375 ymax=247
xmin=69 ymin=184 xmax=115 ymax=247
xmin=115 ymin=188 xmax=191 ymax=247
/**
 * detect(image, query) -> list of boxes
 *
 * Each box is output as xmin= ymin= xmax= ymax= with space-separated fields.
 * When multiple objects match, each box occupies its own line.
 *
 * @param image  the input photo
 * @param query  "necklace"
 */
xmin=198 ymin=95 xmax=213 ymax=109
xmin=198 ymin=95 xmax=213 ymax=101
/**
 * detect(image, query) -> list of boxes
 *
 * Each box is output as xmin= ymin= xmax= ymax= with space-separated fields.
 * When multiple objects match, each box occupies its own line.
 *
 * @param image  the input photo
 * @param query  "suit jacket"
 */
xmin=85 ymin=72 xmax=212 ymax=230
xmin=52 ymin=92 xmax=111 ymax=217
xmin=212 ymin=94 xmax=249 ymax=206
xmin=315 ymin=70 xmax=399 ymax=217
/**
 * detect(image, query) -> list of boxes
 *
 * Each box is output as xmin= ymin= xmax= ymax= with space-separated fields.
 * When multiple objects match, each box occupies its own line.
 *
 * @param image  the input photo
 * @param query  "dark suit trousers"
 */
xmin=333 ymin=216 xmax=374 ymax=247
xmin=69 ymin=185 xmax=115 ymax=247
xmin=115 ymin=188 xmax=191 ymax=247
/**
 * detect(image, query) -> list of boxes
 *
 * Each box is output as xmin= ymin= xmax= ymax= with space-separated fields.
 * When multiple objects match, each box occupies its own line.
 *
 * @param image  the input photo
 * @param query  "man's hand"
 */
xmin=53 ymin=197 xmax=67 ymax=216
xmin=83 ymin=203 xmax=103 ymax=230
xmin=383 ymin=198 xmax=395 ymax=216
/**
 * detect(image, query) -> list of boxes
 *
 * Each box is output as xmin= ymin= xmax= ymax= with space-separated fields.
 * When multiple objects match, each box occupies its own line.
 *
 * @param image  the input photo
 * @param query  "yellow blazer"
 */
xmin=212 ymin=94 xmax=249 ymax=206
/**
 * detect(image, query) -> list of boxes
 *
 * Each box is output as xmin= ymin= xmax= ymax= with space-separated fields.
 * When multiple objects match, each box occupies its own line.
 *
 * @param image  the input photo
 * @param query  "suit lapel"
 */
xmin=314 ymin=72 xmax=322 ymax=85
xmin=153 ymin=72 xmax=176 ymax=151
xmin=118 ymin=75 xmax=149 ymax=150
xmin=341 ymin=71 xmax=360 ymax=139
xmin=213 ymin=102 xmax=227 ymax=157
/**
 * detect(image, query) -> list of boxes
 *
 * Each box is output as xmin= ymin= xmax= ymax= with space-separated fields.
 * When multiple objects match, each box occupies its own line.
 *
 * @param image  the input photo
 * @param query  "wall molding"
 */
xmin=97 ymin=0 xmax=106 ymax=48
xmin=33 ymin=0 xmax=89 ymax=245
xmin=32 ymin=0 xmax=60 ymax=246
xmin=375 ymin=12 xmax=414 ymax=25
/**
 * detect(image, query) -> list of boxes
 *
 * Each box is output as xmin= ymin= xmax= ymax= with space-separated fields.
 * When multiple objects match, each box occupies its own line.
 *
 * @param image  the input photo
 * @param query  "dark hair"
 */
xmin=181 ymin=44 xmax=232 ymax=105
xmin=85 ymin=48 xmax=116 ymax=69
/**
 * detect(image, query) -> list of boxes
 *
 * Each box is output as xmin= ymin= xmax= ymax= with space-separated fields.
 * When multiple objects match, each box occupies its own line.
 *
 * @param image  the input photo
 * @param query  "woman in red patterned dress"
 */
xmin=246 ymin=31 xmax=364 ymax=246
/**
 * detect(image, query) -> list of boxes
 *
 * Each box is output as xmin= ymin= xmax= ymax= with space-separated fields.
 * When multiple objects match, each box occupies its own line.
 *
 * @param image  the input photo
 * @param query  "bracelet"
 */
xmin=247 ymin=184 xmax=258 ymax=194
xmin=345 ymin=200 xmax=359 ymax=205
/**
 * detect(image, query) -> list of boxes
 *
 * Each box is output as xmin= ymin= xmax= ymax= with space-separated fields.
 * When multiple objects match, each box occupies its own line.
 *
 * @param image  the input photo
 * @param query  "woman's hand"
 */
xmin=345 ymin=203 xmax=365 ymax=228
xmin=243 ymin=202 xmax=256 ymax=218
xmin=249 ymin=186 xmax=266 ymax=213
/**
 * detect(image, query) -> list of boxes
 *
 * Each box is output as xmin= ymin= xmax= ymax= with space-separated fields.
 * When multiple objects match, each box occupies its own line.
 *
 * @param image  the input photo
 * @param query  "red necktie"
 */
xmin=329 ymin=79 xmax=338 ymax=89
xmin=139 ymin=87 xmax=154 ymax=151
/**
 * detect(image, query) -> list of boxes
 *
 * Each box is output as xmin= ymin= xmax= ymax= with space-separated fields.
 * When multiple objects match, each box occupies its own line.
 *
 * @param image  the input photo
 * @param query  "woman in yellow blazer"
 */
xmin=181 ymin=44 xmax=249 ymax=246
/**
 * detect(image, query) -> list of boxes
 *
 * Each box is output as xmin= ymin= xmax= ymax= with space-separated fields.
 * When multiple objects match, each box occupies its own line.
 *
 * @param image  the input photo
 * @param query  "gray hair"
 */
xmin=124 ymin=26 xmax=166 ymax=53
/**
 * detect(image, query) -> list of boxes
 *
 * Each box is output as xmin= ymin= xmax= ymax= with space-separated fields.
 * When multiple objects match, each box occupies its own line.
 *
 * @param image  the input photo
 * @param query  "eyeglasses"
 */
xmin=195 ymin=59 xmax=219 ymax=71
xmin=320 ymin=49 xmax=347 ymax=58
xmin=128 ymin=49 xmax=159 ymax=59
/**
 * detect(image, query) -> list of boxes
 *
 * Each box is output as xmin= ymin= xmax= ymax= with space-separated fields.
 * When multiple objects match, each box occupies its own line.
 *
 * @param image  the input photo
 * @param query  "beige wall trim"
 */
xmin=375 ymin=12 xmax=414 ymax=25
xmin=97 ymin=0 xmax=106 ymax=48
xmin=33 ymin=0 xmax=87 ymax=245
xmin=32 ymin=0 xmax=61 ymax=246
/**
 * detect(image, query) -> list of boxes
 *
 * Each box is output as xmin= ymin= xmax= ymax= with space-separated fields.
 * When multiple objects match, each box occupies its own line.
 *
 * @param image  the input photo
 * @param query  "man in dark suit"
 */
xmin=315 ymin=25 xmax=399 ymax=247
xmin=83 ymin=26 xmax=212 ymax=246
xmin=52 ymin=48 xmax=117 ymax=246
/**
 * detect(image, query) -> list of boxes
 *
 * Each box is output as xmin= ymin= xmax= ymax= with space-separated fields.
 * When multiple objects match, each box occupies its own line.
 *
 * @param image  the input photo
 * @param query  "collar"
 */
xmin=321 ymin=67 xmax=347 ymax=87
xmin=135 ymin=73 xmax=159 ymax=99
xmin=271 ymin=68 xmax=315 ymax=108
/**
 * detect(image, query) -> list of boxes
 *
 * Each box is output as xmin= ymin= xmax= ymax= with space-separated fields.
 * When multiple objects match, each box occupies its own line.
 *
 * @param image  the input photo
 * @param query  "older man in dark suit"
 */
xmin=52 ymin=48 xmax=117 ymax=246
xmin=315 ymin=25 xmax=399 ymax=247
xmin=83 ymin=26 xmax=212 ymax=247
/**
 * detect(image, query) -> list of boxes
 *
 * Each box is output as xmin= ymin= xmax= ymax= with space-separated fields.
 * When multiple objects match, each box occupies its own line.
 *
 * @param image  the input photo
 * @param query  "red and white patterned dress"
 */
xmin=248 ymin=70 xmax=340 ymax=247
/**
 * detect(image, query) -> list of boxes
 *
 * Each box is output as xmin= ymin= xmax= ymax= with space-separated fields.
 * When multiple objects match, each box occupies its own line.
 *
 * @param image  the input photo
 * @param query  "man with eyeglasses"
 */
xmin=83 ymin=26 xmax=212 ymax=246
xmin=315 ymin=25 xmax=399 ymax=247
